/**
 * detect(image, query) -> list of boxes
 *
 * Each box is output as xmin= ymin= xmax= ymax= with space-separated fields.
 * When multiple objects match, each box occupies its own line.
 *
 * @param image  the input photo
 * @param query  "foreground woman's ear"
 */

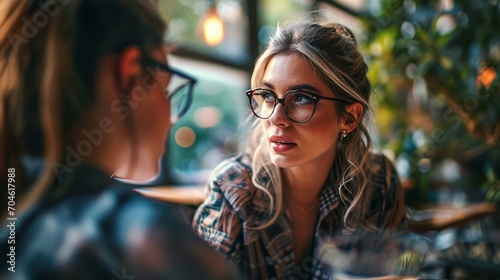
xmin=116 ymin=46 xmax=142 ymax=92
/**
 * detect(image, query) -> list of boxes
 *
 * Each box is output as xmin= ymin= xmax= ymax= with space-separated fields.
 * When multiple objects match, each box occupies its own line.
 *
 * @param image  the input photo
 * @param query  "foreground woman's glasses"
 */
xmin=143 ymin=56 xmax=197 ymax=123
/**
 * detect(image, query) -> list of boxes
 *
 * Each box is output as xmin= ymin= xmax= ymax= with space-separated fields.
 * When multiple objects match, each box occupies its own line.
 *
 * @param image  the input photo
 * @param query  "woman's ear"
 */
xmin=116 ymin=46 xmax=142 ymax=91
xmin=342 ymin=102 xmax=364 ymax=133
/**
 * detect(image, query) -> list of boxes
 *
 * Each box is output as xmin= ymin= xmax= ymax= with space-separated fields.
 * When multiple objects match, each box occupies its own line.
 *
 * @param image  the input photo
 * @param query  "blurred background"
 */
xmin=156 ymin=0 xmax=500 ymax=278
xmin=156 ymin=0 xmax=500 ymax=208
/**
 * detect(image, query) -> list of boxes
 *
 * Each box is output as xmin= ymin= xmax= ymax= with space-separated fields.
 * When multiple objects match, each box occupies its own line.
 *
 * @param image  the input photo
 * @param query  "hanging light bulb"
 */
xmin=200 ymin=4 xmax=224 ymax=46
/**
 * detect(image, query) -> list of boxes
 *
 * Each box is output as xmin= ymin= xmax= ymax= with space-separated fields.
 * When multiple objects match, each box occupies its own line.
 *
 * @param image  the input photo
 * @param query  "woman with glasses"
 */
xmin=0 ymin=0 xmax=234 ymax=279
xmin=194 ymin=20 xmax=407 ymax=279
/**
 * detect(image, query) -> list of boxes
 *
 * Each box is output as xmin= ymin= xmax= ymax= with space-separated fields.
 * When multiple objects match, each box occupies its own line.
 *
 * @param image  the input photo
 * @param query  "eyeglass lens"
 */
xmin=167 ymin=74 xmax=192 ymax=123
xmin=250 ymin=90 xmax=317 ymax=123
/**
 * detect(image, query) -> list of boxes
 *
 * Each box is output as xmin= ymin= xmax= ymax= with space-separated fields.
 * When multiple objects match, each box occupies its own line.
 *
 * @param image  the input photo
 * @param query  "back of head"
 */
xmin=0 ymin=0 xmax=166 ymax=214
xmin=0 ymin=0 xmax=239 ymax=279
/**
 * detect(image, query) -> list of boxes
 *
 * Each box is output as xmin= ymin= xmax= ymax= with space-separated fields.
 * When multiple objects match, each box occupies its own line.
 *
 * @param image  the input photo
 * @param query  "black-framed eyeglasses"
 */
xmin=246 ymin=88 xmax=350 ymax=123
xmin=143 ymin=56 xmax=197 ymax=123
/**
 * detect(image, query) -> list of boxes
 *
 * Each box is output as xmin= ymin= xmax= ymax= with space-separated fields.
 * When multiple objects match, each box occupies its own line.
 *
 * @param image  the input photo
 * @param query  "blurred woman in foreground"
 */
xmin=0 ymin=0 xmax=235 ymax=279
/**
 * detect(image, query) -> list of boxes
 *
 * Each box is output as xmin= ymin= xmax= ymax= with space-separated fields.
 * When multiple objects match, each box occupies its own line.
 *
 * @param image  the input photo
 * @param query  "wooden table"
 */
xmin=136 ymin=186 xmax=497 ymax=233
xmin=135 ymin=185 xmax=206 ymax=205
xmin=407 ymin=202 xmax=497 ymax=233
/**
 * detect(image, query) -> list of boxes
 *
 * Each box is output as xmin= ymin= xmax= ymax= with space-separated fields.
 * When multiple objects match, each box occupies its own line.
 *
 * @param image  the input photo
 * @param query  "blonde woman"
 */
xmin=194 ymin=20 xmax=406 ymax=279
xmin=0 ymin=0 xmax=234 ymax=279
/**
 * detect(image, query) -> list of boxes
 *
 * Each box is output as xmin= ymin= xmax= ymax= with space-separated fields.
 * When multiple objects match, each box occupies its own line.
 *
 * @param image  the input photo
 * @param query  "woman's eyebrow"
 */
xmin=289 ymin=83 xmax=321 ymax=93
xmin=261 ymin=81 xmax=275 ymax=89
xmin=261 ymin=82 xmax=321 ymax=94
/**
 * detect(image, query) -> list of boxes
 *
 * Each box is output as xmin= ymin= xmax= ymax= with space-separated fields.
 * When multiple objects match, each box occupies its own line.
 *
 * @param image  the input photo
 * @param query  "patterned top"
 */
xmin=193 ymin=153 xmax=407 ymax=280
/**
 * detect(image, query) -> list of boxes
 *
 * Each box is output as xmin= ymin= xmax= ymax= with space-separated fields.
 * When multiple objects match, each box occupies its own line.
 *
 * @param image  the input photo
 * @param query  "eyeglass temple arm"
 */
xmin=141 ymin=56 xmax=197 ymax=84
xmin=168 ymin=66 xmax=198 ymax=84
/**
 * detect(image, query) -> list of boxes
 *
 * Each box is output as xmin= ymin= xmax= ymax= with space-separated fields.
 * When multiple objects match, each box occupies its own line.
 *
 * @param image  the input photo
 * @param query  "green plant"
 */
xmin=361 ymin=0 xmax=500 ymax=202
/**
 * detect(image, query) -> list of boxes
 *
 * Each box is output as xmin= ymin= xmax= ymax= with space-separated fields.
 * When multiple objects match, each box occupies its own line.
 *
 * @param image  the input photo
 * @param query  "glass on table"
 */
xmin=319 ymin=230 xmax=431 ymax=280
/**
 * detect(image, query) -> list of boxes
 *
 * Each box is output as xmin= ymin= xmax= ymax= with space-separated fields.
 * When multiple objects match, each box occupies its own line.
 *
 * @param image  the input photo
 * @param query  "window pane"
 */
xmin=163 ymin=0 xmax=251 ymax=67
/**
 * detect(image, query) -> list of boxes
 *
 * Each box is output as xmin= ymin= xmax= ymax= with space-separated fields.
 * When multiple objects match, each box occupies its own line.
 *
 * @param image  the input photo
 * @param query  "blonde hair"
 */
xmin=0 ymin=0 xmax=166 ymax=217
xmin=245 ymin=20 xmax=377 ymax=229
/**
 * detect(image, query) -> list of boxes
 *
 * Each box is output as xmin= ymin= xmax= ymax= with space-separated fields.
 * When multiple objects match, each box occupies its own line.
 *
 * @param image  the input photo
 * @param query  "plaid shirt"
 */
xmin=193 ymin=153 xmax=406 ymax=280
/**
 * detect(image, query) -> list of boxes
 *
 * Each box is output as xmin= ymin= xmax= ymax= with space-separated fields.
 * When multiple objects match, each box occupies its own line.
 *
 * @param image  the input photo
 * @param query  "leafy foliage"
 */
xmin=361 ymin=0 xmax=500 ymax=199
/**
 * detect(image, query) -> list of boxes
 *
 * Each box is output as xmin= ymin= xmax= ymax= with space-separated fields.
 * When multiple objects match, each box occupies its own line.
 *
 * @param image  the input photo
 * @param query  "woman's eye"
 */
xmin=259 ymin=91 xmax=276 ymax=102
xmin=292 ymin=93 xmax=314 ymax=105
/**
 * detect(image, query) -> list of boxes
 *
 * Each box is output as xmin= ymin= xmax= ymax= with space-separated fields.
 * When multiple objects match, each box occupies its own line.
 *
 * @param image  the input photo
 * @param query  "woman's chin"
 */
xmin=136 ymin=170 xmax=160 ymax=182
xmin=115 ymin=168 xmax=160 ymax=184
xmin=114 ymin=158 xmax=161 ymax=183
xmin=270 ymin=154 xmax=295 ymax=168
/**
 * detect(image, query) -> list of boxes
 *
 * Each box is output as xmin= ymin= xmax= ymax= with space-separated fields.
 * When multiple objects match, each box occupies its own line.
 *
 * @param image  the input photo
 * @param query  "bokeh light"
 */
xmin=175 ymin=126 xmax=196 ymax=148
xmin=194 ymin=106 xmax=222 ymax=128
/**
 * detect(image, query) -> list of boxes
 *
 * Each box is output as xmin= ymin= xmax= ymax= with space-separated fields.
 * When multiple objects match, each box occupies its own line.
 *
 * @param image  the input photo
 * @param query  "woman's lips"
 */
xmin=269 ymin=136 xmax=297 ymax=152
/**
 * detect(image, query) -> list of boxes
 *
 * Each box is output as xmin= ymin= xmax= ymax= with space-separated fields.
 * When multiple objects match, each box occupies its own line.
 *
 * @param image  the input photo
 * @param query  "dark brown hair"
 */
xmin=0 ymin=0 xmax=166 ymax=215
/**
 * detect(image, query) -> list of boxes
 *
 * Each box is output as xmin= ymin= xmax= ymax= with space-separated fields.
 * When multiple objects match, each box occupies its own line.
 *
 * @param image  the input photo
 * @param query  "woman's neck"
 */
xmin=283 ymin=162 xmax=332 ymax=205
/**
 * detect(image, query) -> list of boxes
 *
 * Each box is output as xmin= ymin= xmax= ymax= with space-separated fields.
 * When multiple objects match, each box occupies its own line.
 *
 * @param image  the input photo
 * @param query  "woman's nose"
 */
xmin=269 ymin=102 xmax=290 ymax=126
